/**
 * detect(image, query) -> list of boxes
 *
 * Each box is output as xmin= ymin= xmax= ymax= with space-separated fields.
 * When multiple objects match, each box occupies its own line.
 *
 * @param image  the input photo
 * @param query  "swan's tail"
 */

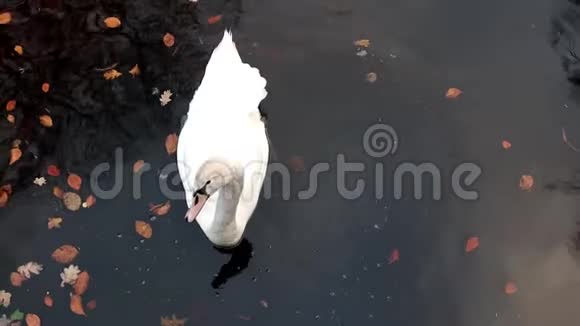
xmin=197 ymin=30 xmax=268 ymax=115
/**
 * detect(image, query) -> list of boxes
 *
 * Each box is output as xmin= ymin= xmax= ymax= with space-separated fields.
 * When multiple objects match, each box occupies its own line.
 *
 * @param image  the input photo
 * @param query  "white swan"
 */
xmin=177 ymin=30 xmax=269 ymax=248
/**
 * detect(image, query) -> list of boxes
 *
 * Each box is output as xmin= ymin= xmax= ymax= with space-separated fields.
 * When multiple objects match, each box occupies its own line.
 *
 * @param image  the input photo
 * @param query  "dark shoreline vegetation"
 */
xmin=0 ymin=0 xmax=242 ymax=193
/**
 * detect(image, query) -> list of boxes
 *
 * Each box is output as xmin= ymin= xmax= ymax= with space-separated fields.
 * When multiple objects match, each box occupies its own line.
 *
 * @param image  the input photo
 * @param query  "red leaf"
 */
xmin=67 ymin=173 xmax=82 ymax=191
xmin=207 ymin=15 xmax=222 ymax=24
xmin=388 ymin=248 xmax=400 ymax=264
xmin=465 ymin=236 xmax=479 ymax=253
xmin=505 ymin=282 xmax=518 ymax=295
xmin=47 ymin=165 xmax=61 ymax=177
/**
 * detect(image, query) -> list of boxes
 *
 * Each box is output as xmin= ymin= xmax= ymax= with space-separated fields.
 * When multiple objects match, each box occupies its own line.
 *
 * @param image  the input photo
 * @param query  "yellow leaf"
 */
xmin=103 ymin=69 xmax=122 ymax=80
xmin=354 ymin=39 xmax=370 ymax=48
xmin=103 ymin=17 xmax=121 ymax=28
xmin=14 ymin=45 xmax=23 ymax=55
xmin=135 ymin=221 xmax=152 ymax=239
xmin=0 ymin=12 xmax=11 ymax=25
xmin=9 ymin=148 xmax=21 ymax=165
xmin=39 ymin=115 xmax=53 ymax=127
xmin=48 ymin=217 xmax=63 ymax=229
xmin=129 ymin=64 xmax=140 ymax=77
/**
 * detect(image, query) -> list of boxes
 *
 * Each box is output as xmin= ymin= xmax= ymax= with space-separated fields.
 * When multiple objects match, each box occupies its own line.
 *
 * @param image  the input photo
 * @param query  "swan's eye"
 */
xmin=206 ymin=180 xmax=211 ymax=185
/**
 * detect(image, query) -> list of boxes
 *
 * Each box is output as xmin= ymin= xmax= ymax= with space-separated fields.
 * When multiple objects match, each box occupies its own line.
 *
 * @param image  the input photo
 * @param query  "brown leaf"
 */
xmin=519 ymin=175 xmax=534 ymax=191
xmin=354 ymin=39 xmax=370 ymax=47
xmin=165 ymin=133 xmax=178 ymax=155
xmin=103 ymin=69 xmax=122 ymax=80
xmin=163 ymin=33 xmax=175 ymax=47
xmin=82 ymin=195 xmax=96 ymax=208
xmin=465 ymin=236 xmax=479 ymax=253
xmin=73 ymin=271 xmax=90 ymax=295
xmin=67 ymin=174 xmax=82 ymax=190
xmin=0 ymin=190 xmax=7 ymax=208
xmin=63 ymin=192 xmax=82 ymax=211
xmin=135 ymin=220 xmax=153 ymax=239
xmin=6 ymin=114 xmax=15 ymax=124
xmin=5 ymin=100 xmax=16 ymax=112
xmin=41 ymin=83 xmax=50 ymax=93
xmin=10 ymin=272 xmax=24 ymax=287
xmin=502 ymin=140 xmax=512 ymax=150
xmin=161 ymin=315 xmax=188 ymax=326
xmin=51 ymin=245 xmax=79 ymax=264
xmin=52 ymin=186 xmax=64 ymax=199
xmin=133 ymin=160 xmax=145 ymax=173
xmin=445 ymin=88 xmax=462 ymax=99
xmin=86 ymin=299 xmax=96 ymax=311
xmin=39 ymin=115 xmax=53 ymax=127
xmin=207 ymin=15 xmax=223 ymax=24
xmin=70 ymin=294 xmax=86 ymax=316
xmin=0 ymin=12 xmax=11 ymax=25
xmin=47 ymin=165 xmax=61 ymax=177
xmin=505 ymin=282 xmax=518 ymax=295
xmin=14 ymin=45 xmax=23 ymax=55
xmin=129 ymin=64 xmax=140 ymax=77
xmin=103 ymin=16 xmax=121 ymax=28
xmin=9 ymin=148 xmax=22 ymax=165
xmin=25 ymin=313 xmax=41 ymax=326
xmin=149 ymin=201 xmax=171 ymax=216
xmin=48 ymin=217 xmax=63 ymax=230
xmin=366 ymin=72 xmax=377 ymax=83
xmin=43 ymin=294 xmax=53 ymax=308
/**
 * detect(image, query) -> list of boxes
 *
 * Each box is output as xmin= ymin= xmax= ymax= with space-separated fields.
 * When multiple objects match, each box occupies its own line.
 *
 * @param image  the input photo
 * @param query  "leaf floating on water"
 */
xmin=129 ymin=64 xmax=140 ymax=77
xmin=39 ymin=115 xmax=53 ymax=127
xmin=53 ymin=186 xmax=64 ymax=199
xmin=60 ymin=265 xmax=80 ymax=287
xmin=502 ymin=140 xmax=512 ymax=150
xmin=160 ymin=315 xmax=188 ymax=326
xmin=70 ymin=295 xmax=86 ymax=316
xmin=17 ymin=262 xmax=43 ymax=279
xmin=86 ymin=300 xmax=96 ymax=311
xmin=519 ymin=175 xmax=534 ymax=191
xmin=82 ymin=195 xmax=96 ymax=208
xmin=366 ymin=72 xmax=377 ymax=83
xmin=505 ymin=281 xmax=518 ymax=295
xmin=47 ymin=165 xmax=60 ymax=176
xmin=465 ymin=236 xmax=479 ymax=253
xmin=48 ymin=217 xmax=63 ymax=230
xmin=0 ymin=291 xmax=11 ymax=308
xmin=160 ymin=90 xmax=173 ymax=106
xmin=73 ymin=271 xmax=90 ymax=296
xmin=0 ymin=12 xmax=11 ymax=25
xmin=9 ymin=273 xmax=24 ymax=287
xmin=445 ymin=88 xmax=462 ymax=99
xmin=51 ymin=245 xmax=79 ymax=264
xmin=0 ymin=186 xmax=9 ymax=208
xmin=9 ymin=148 xmax=21 ymax=165
xmin=133 ymin=160 xmax=145 ymax=173
xmin=103 ymin=17 xmax=121 ymax=28
xmin=8 ymin=309 xmax=22 ymax=321
xmin=63 ymin=192 xmax=82 ymax=211
xmin=5 ymin=100 xmax=16 ymax=112
xmin=354 ymin=39 xmax=370 ymax=48
xmin=6 ymin=114 xmax=14 ymax=124
xmin=149 ymin=201 xmax=171 ymax=216
xmin=33 ymin=177 xmax=47 ymax=187
xmin=43 ymin=294 xmax=53 ymax=308
xmin=103 ymin=69 xmax=122 ymax=80
xmin=41 ymin=83 xmax=50 ymax=93
xmin=207 ymin=15 xmax=223 ymax=24
xmin=135 ymin=221 xmax=152 ymax=239
xmin=561 ymin=127 xmax=580 ymax=152
xmin=163 ymin=33 xmax=175 ymax=48
xmin=24 ymin=313 xmax=41 ymax=326
xmin=388 ymin=248 xmax=400 ymax=264
xmin=14 ymin=45 xmax=23 ymax=55
xmin=165 ymin=133 xmax=178 ymax=155
xmin=67 ymin=174 xmax=82 ymax=191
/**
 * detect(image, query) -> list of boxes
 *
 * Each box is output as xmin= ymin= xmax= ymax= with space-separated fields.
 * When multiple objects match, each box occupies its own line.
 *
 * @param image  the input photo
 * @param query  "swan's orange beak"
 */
xmin=185 ymin=193 xmax=208 ymax=223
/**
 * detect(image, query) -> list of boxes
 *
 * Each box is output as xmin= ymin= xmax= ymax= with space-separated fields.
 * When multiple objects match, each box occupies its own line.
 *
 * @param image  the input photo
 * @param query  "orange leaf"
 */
xmin=9 ymin=148 xmax=21 ymax=165
xmin=388 ymin=248 xmax=400 ymax=264
xmin=14 ymin=45 xmax=23 ymax=55
xmin=103 ymin=16 xmax=121 ymax=28
xmin=48 ymin=217 xmax=63 ymax=230
xmin=129 ymin=64 xmax=140 ymax=77
xmin=41 ymin=82 xmax=50 ymax=93
xmin=207 ymin=15 xmax=222 ymax=24
xmin=445 ymin=87 xmax=462 ymax=99
xmin=505 ymin=282 xmax=518 ymax=295
xmin=82 ymin=195 xmax=96 ymax=208
xmin=502 ymin=140 xmax=512 ymax=150
xmin=67 ymin=173 xmax=82 ymax=190
xmin=74 ymin=271 xmax=90 ymax=295
xmin=0 ymin=190 xmax=7 ymax=208
xmin=25 ymin=313 xmax=41 ymax=326
xmin=10 ymin=272 xmax=24 ymax=287
xmin=165 ymin=133 xmax=178 ymax=155
xmin=39 ymin=115 xmax=53 ymax=127
xmin=5 ymin=100 xmax=16 ymax=112
xmin=133 ymin=160 xmax=145 ymax=173
xmin=52 ymin=186 xmax=64 ymax=199
xmin=0 ymin=12 xmax=11 ymax=25
xmin=86 ymin=299 xmax=96 ymax=311
xmin=6 ymin=114 xmax=14 ymax=124
xmin=103 ymin=69 xmax=122 ymax=80
xmin=44 ymin=294 xmax=53 ymax=308
xmin=135 ymin=220 xmax=153 ymax=239
xmin=465 ymin=236 xmax=479 ymax=253
xmin=47 ymin=165 xmax=61 ymax=176
xmin=70 ymin=295 xmax=86 ymax=316
xmin=163 ymin=33 xmax=175 ymax=47
xmin=1 ymin=184 xmax=12 ymax=195
xmin=519 ymin=175 xmax=534 ymax=191
xmin=354 ymin=39 xmax=371 ymax=48
xmin=51 ymin=245 xmax=79 ymax=264
xmin=149 ymin=201 xmax=171 ymax=216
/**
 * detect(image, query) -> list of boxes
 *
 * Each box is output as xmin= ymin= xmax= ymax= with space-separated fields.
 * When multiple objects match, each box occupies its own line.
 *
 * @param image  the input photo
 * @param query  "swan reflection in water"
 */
xmin=211 ymin=238 xmax=254 ymax=289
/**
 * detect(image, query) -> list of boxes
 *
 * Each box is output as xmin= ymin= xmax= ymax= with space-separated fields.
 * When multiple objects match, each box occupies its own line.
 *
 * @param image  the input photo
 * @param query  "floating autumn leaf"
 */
xmin=260 ymin=300 xmax=269 ymax=308
xmin=133 ymin=160 xmax=145 ymax=173
xmin=67 ymin=174 xmax=82 ymax=190
xmin=135 ymin=220 xmax=152 ymax=239
xmin=9 ymin=148 xmax=21 ymax=165
xmin=41 ymin=83 xmax=50 ymax=93
xmin=0 ymin=12 xmax=11 ymax=25
xmin=0 ymin=186 xmax=9 ymax=208
xmin=165 ymin=133 xmax=178 ymax=155
xmin=5 ymin=100 xmax=16 ymax=112
xmin=6 ymin=114 xmax=14 ymax=124
xmin=0 ymin=291 xmax=11 ymax=308
xmin=14 ymin=45 xmax=23 ymax=55
xmin=86 ymin=299 xmax=96 ymax=311
xmin=82 ymin=195 xmax=96 ymax=208
xmin=9 ymin=273 xmax=24 ymax=287
xmin=63 ymin=192 xmax=82 ymax=211
xmin=354 ymin=39 xmax=370 ymax=47
xmin=73 ymin=271 xmax=90 ymax=296
xmin=366 ymin=72 xmax=377 ymax=83
xmin=388 ymin=248 xmax=400 ymax=264
xmin=17 ymin=262 xmax=43 ymax=279
xmin=47 ymin=165 xmax=60 ymax=176
xmin=33 ymin=177 xmax=47 ymax=187
xmin=60 ymin=265 xmax=80 ymax=287
xmin=519 ymin=175 xmax=534 ymax=191
xmin=163 ymin=33 xmax=175 ymax=47
xmin=505 ymin=281 xmax=518 ymax=295
xmin=207 ymin=15 xmax=222 ymax=24
xmin=103 ymin=69 xmax=122 ymax=80
xmin=445 ymin=87 xmax=462 ymax=99
xmin=51 ymin=245 xmax=79 ymax=264
xmin=43 ymin=294 xmax=53 ymax=308
xmin=25 ymin=313 xmax=40 ymax=326
xmin=53 ymin=186 xmax=64 ymax=199
xmin=70 ymin=295 xmax=86 ymax=316
xmin=465 ymin=236 xmax=480 ymax=253
xmin=129 ymin=64 xmax=140 ymax=77
xmin=39 ymin=115 xmax=53 ymax=127
xmin=103 ymin=16 xmax=121 ymax=28
xmin=160 ymin=90 xmax=173 ymax=106
xmin=502 ymin=140 xmax=512 ymax=150
xmin=161 ymin=315 xmax=187 ymax=326
xmin=288 ymin=156 xmax=305 ymax=172
xmin=48 ymin=217 xmax=63 ymax=230
xmin=149 ymin=201 xmax=171 ymax=216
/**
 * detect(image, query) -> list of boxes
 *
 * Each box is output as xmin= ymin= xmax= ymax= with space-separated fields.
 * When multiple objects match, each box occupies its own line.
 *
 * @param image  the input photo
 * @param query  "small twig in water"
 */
xmin=562 ymin=127 xmax=580 ymax=152
xmin=93 ymin=62 xmax=118 ymax=72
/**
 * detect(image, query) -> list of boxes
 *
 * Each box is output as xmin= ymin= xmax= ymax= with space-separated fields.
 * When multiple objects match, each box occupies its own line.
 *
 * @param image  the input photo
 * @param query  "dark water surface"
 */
xmin=3 ymin=0 xmax=580 ymax=325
